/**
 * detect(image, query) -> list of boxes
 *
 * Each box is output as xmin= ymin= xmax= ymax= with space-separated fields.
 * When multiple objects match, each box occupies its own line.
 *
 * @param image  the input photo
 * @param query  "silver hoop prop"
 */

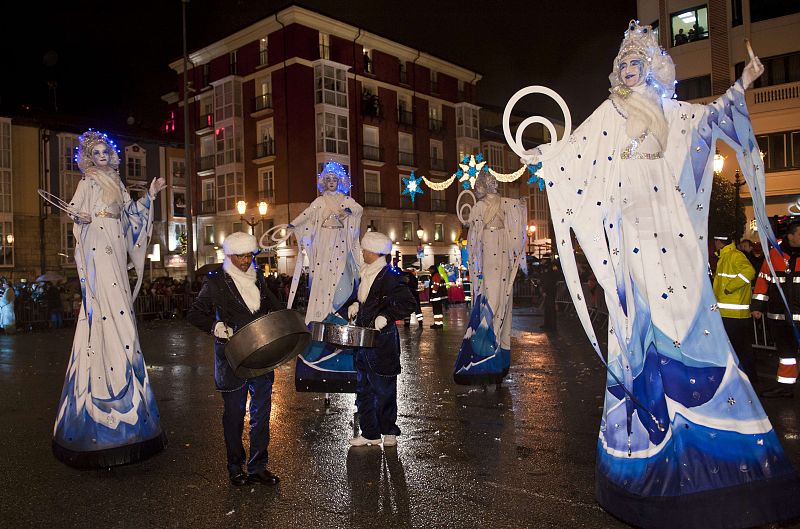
xmin=456 ymin=190 xmax=476 ymax=225
xmin=502 ymin=85 xmax=573 ymax=162
xmin=38 ymin=189 xmax=92 ymax=224
xmin=259 ymin=224 xmax=293 ymax=250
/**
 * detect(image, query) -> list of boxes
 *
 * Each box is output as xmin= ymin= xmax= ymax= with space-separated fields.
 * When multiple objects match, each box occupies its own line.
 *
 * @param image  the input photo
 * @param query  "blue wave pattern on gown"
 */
xmin=453 ymin=294 xmax=510 ymax=383
xmin=295 ymin=313 xmax=357 ymax=393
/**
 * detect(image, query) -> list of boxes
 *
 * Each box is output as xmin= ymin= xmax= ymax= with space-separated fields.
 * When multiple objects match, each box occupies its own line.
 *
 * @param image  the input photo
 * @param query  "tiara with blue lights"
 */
xmin=316 ymin=160 xmax=352 ymax=194
xmin=75 ymin=129 xmax=121 ymax=172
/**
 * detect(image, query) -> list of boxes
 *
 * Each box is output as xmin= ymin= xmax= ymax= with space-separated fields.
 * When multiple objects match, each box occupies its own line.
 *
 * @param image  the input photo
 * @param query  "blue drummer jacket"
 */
xmin=340 ymin=265 xmax=416 ymax=376
xmin=187 ymin=269 xmax=282 ymax=390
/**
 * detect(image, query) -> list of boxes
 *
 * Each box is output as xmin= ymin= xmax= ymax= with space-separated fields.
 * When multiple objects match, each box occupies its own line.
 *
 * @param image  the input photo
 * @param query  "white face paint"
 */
xmin=619 ymin=56 xmax=645 ymax=88
xmin=91 ymin=143 xmax=111 ymax=167
xmin=324 ymin=174 xmax=339 ymax=192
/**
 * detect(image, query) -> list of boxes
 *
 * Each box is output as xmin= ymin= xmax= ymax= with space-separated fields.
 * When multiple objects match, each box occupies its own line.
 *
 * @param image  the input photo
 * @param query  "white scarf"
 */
xmin=85 ymin=166 xmax=124 ymax=206
xmin=610 ymin=84 xmax=669 ymax=150
xmin=358 ymin=257 xmax=387 ymax=303
xmin=223 ymin=257 xmax=261 ymax=313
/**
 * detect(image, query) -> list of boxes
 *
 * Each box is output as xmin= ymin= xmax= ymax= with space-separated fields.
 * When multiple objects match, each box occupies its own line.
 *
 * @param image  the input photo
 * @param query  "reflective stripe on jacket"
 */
xmin=712 ymin=243 xmax=755 ymax=319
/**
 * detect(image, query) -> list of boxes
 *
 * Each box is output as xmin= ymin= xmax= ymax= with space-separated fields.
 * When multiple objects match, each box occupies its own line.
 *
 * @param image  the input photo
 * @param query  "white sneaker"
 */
xmin=382 ymin=434 xmax=397 ymax=447
xmin=350 ymin=435 xmax=381 ymax=447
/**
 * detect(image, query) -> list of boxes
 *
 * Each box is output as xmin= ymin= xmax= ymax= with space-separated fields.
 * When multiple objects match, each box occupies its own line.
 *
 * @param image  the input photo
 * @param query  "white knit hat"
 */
xmin=361 ymin=231 xmax=393 ymax=255
xmin=223 ymin=232 xmax=258 ymax=255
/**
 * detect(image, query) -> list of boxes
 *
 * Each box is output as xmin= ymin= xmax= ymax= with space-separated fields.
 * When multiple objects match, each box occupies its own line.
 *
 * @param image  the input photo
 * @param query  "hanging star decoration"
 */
xmin=526 ymin=161 xmax=544 ymax=190
xmin=402 ymin=171 xmax=424 ymax=203
xmin=456 ymin=154 xmax=487 ymax=189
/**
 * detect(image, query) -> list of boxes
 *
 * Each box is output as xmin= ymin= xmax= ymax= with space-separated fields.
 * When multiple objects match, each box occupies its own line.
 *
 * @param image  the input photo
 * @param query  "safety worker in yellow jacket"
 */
xmin=750 ymin=221 xmax=800 ymax=398
xmin=712 ymin=237 xmax=757 ymax=383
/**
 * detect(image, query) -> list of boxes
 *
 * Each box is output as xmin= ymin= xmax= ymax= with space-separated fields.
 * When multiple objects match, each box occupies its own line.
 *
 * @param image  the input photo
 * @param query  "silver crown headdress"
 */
xmin=316 ymin=160 xmax=352 ymax=194
xmin=609 ymin=20 xmax=676 ymax=99
xmin=75 ymin=130 xmax=121 ymax=173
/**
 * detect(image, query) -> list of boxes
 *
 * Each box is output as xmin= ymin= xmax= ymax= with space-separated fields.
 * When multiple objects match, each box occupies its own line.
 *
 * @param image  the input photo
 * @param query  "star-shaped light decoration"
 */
xmin=526 ymin=161 xmax=544 ymax=189
xmin=402 ymin=171 xmax=424 ymax=203
xmin=456 ymin=154 xmax=487 ymax=189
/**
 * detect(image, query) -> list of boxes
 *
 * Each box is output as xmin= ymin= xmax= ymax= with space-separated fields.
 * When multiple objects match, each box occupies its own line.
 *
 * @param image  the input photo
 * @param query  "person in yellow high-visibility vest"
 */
xmin=712 ymin=236 xmax=757 ymax=384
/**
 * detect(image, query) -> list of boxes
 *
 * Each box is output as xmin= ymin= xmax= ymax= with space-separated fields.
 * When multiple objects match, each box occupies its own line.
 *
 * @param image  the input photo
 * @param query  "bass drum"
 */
xmin=225 ymin=309 xmax=311 ymax=379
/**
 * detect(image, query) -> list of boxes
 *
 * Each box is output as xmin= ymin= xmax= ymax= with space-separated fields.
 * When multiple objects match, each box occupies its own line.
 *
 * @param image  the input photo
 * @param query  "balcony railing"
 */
xmin=397 ymin=109 xmax=413 ymax=126
xmin=254 ymin=139 xmax=275 ymax=159
xmin=199 ymin=155 xmax=215 ymax=172
xmin=429 ymin=117 xmax=444 ymax=134
xmin=752 ymin=81 xmax=800 ymax=105
xmin=258 ymin=191 xmax=275 ymax=204
xmin=431 ymin=199 xmax=449 ymax=212
xmin=254 ymin=93 xmax=273 ymax=111
xmin=430 ymin=157 xmax=446 ymax=171
xmin=200 ymin=199 xmax=216 ymax=214
xmin=398 ymin=151 xmax=416 ymax=166
xmin=362 ymin=144 xmax=384 ymax=162
xmin=198 ymin=113 xmax=214 ymax=130
xmin=363 ymin=192 xmax=383 ymax=207
xmin=400 ymin=196 xmax=419 ymax=209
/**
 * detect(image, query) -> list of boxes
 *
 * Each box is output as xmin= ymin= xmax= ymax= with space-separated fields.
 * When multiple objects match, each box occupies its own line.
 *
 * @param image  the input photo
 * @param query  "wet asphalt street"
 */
xmin=1 ymin=304 xmax=799 ymax=529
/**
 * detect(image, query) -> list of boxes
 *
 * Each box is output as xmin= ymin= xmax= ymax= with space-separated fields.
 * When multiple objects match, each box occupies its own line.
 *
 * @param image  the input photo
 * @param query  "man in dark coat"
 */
xmin=187 ymin=232 xmax=283 ymax=486
xmin=343 ymin=231 xmax=416 ymax=447
xmin=428 ymin=265 xmax=445 ymax=329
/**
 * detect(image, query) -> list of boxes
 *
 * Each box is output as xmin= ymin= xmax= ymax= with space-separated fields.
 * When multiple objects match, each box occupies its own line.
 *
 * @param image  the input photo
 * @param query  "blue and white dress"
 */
xmin=542 ymin=80 xmax=800 ymax=527
xmin=454 ymin=193 xmax=526 ymax=385
xmin=53 ymin=172 xmax=166 ymax=468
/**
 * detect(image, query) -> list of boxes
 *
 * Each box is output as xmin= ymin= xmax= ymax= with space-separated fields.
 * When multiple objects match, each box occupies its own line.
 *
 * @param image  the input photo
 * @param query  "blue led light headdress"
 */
xmin=316 ymin=160 xmax=352 ymax=194
xmin=75 ymin=129 xmax=121 ymax=173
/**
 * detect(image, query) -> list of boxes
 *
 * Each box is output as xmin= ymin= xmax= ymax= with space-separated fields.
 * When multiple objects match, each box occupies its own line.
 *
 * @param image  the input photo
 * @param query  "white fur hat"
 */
xmin=362 ymin=231 xmax=393 ymax=255
xmin=223 ymin=232 xmax=258 ymax=255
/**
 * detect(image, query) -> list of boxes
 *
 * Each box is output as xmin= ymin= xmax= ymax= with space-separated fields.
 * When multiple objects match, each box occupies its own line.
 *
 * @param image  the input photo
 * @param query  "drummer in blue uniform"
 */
xmin=187 ymin=232 xmax=283 ymax=486
xmin=343 ymin=231 xmax=416 ymax=447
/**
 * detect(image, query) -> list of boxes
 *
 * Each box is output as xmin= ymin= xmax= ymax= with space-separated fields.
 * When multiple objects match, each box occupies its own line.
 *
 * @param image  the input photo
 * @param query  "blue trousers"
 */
xmin=355 ymin=349 xmax=401 ymax=439
xmin=221 ymin=372 xmax=273 ymax=475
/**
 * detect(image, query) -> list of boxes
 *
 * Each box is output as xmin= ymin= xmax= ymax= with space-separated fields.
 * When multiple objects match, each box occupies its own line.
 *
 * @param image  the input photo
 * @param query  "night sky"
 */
xmin=2 ymin=0 xmax=636 ymax=132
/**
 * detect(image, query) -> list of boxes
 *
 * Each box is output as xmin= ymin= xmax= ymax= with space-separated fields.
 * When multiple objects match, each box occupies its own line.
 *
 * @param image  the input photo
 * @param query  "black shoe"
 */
xmin=759 ymin=387 xmax=794 ymax=399
xmin=229 ymin=471 xmax=248 ymax=486
xmin=247 ymin=469 xmax=280 ymax=485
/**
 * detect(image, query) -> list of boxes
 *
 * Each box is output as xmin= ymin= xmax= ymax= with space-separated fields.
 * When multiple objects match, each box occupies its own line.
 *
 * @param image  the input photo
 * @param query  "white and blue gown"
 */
xmin=453 ymin=194 xmax=526 ymax=385
xmin=542 ymin=80 xmax=800 ymax=527
xmin=290 ymin=193 xmax=363 ymax=393
xmin=53 ymin=174 xmax=166 ymax=468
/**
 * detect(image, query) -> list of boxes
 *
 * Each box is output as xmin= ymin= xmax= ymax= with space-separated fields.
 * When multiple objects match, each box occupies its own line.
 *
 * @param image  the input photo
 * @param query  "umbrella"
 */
xmin=36 ymin=271 xmax=66 ymax=283
xmin=196 ymin=263 xmax=223 ymax=275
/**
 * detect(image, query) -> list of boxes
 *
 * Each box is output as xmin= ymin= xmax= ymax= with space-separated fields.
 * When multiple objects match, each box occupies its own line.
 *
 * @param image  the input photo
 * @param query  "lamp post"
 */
xmin=527 ymin=225 xmax=536 ymax=255
xmin=237 ymin=200 xmax=268 ymax=234
xmin=182 ymin=0 xmax=196 ymax=283
xmin=713 ymin=150 xmax=725 ymax=175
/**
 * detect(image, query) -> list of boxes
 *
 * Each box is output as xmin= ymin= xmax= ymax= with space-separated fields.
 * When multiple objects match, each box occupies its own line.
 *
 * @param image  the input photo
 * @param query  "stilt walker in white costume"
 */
xmin=288 ymin=161 xmax=364 ymax=393
xmin=52 ymin=130 xmax=167 ymax=468
xmin=515 ymin=20 xmax=800 ymax=528
xmin=453 ymin=170 xmax=527 ymax=386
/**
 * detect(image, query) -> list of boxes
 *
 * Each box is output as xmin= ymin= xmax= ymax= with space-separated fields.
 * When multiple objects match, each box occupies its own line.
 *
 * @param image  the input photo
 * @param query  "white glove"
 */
xmin=374 ymin=315 xmax=388 ymax=330
xmin=520 ymin=147 xmax=542 ymax=167
xmin=213 ymin=322 xmax=234 ymax=339
xmin=149 ymin=176 xmax=167 ymax=197
xmin=741 ymin=56 xmax=764 ymax=90
xmin=347 ymin=302 xmax=360 ymax=320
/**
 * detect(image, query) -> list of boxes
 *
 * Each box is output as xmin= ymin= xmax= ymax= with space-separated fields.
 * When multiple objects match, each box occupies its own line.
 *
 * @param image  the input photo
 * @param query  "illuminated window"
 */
xmin=670 ymin=6 xmax=708 ymax=47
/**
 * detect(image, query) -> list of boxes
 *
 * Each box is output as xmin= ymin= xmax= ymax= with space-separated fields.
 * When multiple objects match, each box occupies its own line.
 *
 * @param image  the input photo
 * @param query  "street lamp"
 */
xmin=527 ymin=225 xmax=536 ymax=255
xmin=713 ymin=150 xmax=725 ymax=175
xmin=237 ymin=200 xmax=268 ymax=234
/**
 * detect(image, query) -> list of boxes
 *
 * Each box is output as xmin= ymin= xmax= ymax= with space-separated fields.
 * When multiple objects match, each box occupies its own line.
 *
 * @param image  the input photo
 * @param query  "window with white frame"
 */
xmin=430 ymin=188 xmax=446 ymax=210
xmin=0 ymin=220 xmax=11 ymax=265
xmin=61 ymin=221 xmax=76 ymax=264
xmin=364 ymin=169 xmax=381 ymax=206
xmin=204 ymin=224 xmax=215 ymax=245
xmin=314 ymin=63 xmax=347 ymax=107
xmin=434 ymin=222 xmax=444 ymax=242
xmin=229 ymin=50 xmax=238 ymax=75
xmin=316 ymin=112 xmax=349 ymax=155
xmin=402 ymin=221 xmax=413 ymax=241
xmin=125 ymin=145 xmax=146 ymax=180
xmin=430 ymin=70 xmax=439 ymax=93
xmin=170 ymin=157 xmax=185 ymax=187
xmin=202 ymin=179 xmax=215 ymax=201
xmin=398 ymin=132 xmax=414 ymax=165
xmin=259 ymin=166 xmax=275 ymax=202
xmin=255 ymin=76 xmax=272 ymax=111
xmin=486 ymin=143 xmax=505 ymax=173
xmin=319 ymin=33 xmax=330 ymax=60
xmin=257 ymin=119 xmax=274 ymax=145
xmin=214 ymin=79 xmax=243 ymax=122
xmin=259 ymin=37 xmax=268 ymax=66
xmin=363 ymin=125 xmax=379 ymax=147
xmin=430 ymin=139 xmax=444 ymax=169
xmin=59 ymin=134 xmax=82 ymax=202
xmin=216 ymin=171 xmax=244 ymax=212
xmin=456 ymin=105 xmax=479 ymax=139
xmin=199 ymin=96 xmax=213 ymax=126
xmin=215 ymin=125 xmax=243 ymax=165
